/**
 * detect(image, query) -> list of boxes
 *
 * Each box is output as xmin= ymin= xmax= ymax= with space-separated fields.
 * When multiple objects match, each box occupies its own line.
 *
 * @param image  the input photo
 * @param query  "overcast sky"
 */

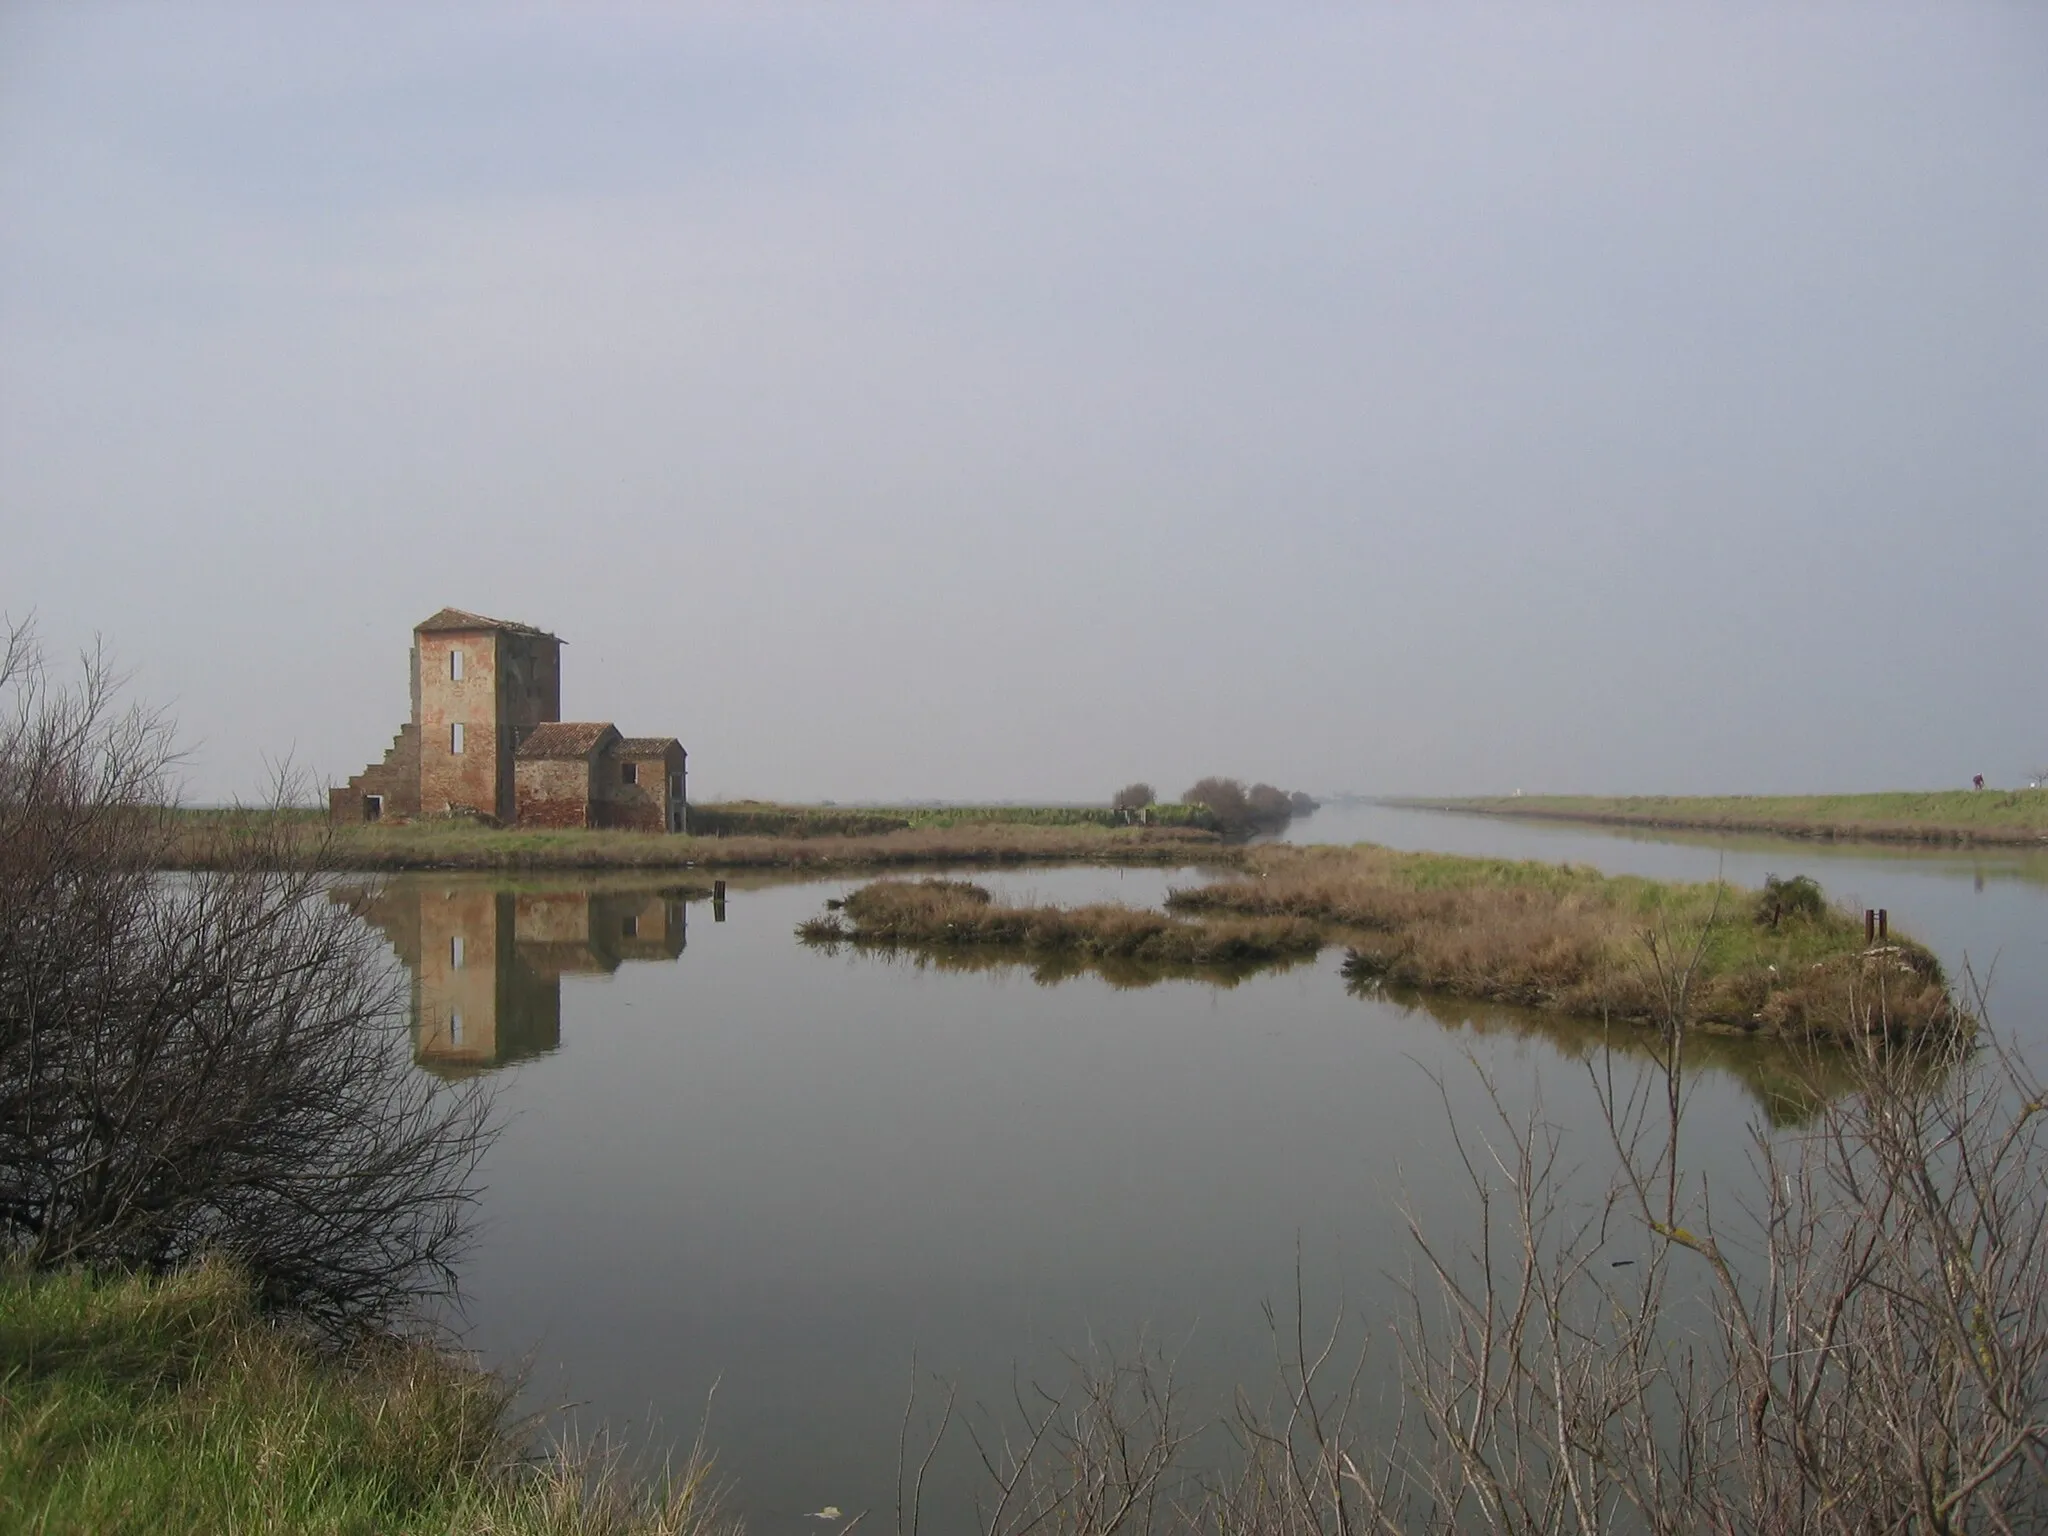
xmin=3 ymin=3 xmax=2043 ymax=803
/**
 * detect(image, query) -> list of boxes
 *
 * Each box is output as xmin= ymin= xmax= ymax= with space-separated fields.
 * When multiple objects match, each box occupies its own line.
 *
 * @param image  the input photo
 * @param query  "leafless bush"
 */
xmin=0 ymin=620 xmax=491 ymax=1333
xmin=894 ymin=924 xmax=2044 ymax=1533
xmin=1114 ymin=783 xmax=1158 ymax=812
xmin=886 ymin=1344 xmax=1198 ymax=1536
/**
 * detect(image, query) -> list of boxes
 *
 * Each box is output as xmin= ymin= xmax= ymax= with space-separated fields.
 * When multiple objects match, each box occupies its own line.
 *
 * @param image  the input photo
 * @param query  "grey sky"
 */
xmin=4 ymin=3 xmax=2043 ymax=802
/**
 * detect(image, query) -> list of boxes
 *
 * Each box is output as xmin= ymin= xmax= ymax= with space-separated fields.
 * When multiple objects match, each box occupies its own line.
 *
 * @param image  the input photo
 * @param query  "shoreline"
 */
xmin=163 ymin=818 xmax=1237 ymax=874
xmin=1384 ymin=793 xmax=2048 ymax=849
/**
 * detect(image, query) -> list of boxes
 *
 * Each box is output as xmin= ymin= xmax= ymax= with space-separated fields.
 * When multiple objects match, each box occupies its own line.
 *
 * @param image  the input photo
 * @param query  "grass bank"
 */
xmin=1393 ymin=791 xmax=2048 ymax=846
xmin=799 ymin=877 xmax=1325 ymax=970
xmin=688 ymin=800 xmax=1218 ymax=837
xmin=0 ymin=1261 xmax=725 ymax=1536
xmin=166 ymin=812 xmax=1225 ymax=873
xmin=1170 ymin=845 xmax=1953 ymax=1039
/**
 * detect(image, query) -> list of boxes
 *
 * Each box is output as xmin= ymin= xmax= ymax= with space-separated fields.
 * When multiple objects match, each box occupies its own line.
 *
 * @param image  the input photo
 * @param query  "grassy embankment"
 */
xmin=688 ymin=801 xmax=1219 ymax=836
xmin=0 ymin=1262 xmax=723 ymax=1536
xmin=810 ymin=847 xmax=1955 ymax=1041
xmin=1394 ymin=790 xmax=2048 ymax=846
xmin=166 ymin=805 xmax=1224 ymax=872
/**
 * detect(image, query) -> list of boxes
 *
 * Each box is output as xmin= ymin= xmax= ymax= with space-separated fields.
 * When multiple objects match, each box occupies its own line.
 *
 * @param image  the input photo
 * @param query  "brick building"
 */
xmin=331 ymin=608 xmax=687 ymax=832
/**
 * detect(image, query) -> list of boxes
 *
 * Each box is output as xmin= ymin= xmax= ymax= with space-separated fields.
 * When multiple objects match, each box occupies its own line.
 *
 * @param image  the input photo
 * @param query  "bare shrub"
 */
xmin=0 ymin=621 xmax=491 ymax=1333
xmin=889 ymin=928 xmax=2042 ymax=1533
xmin=1342 ymin=968 xmax=2047 ymax=1533
xmin=1114 ymin=783 xmax=1158 ymax=812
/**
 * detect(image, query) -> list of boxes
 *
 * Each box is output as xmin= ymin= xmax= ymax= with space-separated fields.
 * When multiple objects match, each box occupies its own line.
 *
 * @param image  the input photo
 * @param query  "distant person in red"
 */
xmin=1974 ymin=774 xmax=1986 ymax=790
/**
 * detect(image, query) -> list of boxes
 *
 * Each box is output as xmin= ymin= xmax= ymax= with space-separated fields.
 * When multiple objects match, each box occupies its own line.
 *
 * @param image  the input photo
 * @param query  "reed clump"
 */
xmin=1167 ymin=845 xmax=1954 ymax=1040
xmin=800 ymin=878 xmax=1324 ymax=967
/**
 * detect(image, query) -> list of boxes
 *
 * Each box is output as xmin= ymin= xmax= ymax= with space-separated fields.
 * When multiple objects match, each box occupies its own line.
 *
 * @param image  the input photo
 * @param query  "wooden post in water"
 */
xmin=713 ymin=879 xmax=727 ymax=923
xmin=1865 ymin=909 xmax=1876 ymax=945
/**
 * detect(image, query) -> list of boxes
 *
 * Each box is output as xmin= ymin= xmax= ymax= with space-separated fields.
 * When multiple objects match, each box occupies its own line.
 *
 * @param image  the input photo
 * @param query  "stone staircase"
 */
xmin=331 ymin=721 xmax=419 ymax=820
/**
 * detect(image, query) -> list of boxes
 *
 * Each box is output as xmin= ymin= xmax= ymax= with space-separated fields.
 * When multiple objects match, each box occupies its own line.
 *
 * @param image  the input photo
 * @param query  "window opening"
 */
xmin=621 ymin=761 xmax=638 ymax=785
xmin=449 ymin=1012 xmax=464 ymax=1046
xmin=364 ymin=794 xmax=382 ymax=822
xmin=622 ymin=915 xmax=639 ymax=938
xmin=451 ymin=722 xmax=465 ymax=754
xmin=449 ymin=649 xmax=464 ymax=681
xmin=450 ymin=935 xmax=464 ymax=968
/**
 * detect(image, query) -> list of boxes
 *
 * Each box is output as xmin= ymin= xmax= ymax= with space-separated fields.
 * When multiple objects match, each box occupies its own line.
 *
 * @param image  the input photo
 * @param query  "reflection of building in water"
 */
xmin=343 ymin=883 xmax=688 ymax=1076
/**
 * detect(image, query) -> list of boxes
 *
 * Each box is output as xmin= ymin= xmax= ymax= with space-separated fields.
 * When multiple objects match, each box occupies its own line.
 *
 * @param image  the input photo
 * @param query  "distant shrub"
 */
xmin=1182 ymin=777 xmax=1314 ymax=837
xmin=1112 ymin=782 xmax=1156 ymax=812
xmin=1183 ymin=777 xmax=1252 ymax=832
xmin=1246 ymin=783 xmax=1293 ymax=824
xmin=1755 ymin=873 xmax=1827 ymax=929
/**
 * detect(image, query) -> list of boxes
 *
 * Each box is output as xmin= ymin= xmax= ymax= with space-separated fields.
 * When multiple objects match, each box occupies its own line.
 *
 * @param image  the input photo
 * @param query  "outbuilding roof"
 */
xmin=515 ymin=722 xmax=618 ymax=760
xmin=616 ymin=737 xmax=685 ymax=757
xmin=415 ymin=607 xmax=560 ymax=641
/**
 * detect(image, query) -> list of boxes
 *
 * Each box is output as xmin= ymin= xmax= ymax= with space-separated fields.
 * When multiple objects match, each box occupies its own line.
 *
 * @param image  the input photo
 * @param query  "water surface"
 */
xmin=348 ymin=810 xmax=2047 ymax=1529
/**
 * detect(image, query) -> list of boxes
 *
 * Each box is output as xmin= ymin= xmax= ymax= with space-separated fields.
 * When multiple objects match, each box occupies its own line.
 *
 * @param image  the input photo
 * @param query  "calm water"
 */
xmin=345 ymin=809 xmax=2048 ymax=1530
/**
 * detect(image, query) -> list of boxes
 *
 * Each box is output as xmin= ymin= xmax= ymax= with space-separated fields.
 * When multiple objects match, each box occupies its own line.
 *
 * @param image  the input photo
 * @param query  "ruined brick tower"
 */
xmin=332 ymin=608 xmax=685 ymax=831
xmin=414 ymin=608 xmax=563 ymax=821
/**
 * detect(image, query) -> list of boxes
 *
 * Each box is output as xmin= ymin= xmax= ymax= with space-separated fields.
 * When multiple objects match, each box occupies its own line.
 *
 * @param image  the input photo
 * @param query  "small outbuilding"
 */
xmin=514 ymin=722 xmax=621 ymax=830
xmin=513 ymin=723 xmax=688 ymax=833
xmin=611 ymin=737 xmax=688 ymax=834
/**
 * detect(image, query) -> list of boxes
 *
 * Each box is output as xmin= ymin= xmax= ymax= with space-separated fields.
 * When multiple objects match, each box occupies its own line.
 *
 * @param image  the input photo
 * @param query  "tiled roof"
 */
xmin=515 ymin=722 xmax=618 ymax=759
xmin=415 ymin=607 xmax=560 ymax=640
xmin=615 ymin=736 xmax=685 ymax=756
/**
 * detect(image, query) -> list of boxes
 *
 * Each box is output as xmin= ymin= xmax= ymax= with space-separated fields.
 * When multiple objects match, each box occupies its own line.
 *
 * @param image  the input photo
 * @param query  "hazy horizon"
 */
xmin=5 ymin=4 xmax=2043 ymax=804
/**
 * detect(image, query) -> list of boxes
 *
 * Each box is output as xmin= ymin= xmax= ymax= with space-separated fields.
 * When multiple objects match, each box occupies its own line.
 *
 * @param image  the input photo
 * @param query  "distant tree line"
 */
xmin=1111 ymin=778 xmax=1318 ymax=836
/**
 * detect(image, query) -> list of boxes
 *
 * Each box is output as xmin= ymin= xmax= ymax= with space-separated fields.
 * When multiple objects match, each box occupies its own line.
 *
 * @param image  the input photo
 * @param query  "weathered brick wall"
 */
xmin=330 ymin=722 xmax=421 ymax=822
xmin=418 ymin=629 xmax=506 ymax=817
xmin=495 ymin=633 xmax=560 ymax=814
xmin=599 ymin=743 xmax=686 ymax=833
xmin=514 ymin=755 xmax=594 ymax=829
xmin=498 ymin=632 xmax=561 ymax=732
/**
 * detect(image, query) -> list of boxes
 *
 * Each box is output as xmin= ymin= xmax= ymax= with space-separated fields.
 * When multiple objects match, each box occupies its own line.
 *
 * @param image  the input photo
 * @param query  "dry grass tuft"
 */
xmin=803 ymin=877 xmax=1324 ymax=969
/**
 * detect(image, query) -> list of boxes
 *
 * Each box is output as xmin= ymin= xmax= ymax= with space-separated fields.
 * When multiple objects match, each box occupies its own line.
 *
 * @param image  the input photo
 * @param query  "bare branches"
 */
xmin=0 ymin=624 xmax=493 ymax=1333
xmin=910 ymin=923 xmax=2045 ymax=1534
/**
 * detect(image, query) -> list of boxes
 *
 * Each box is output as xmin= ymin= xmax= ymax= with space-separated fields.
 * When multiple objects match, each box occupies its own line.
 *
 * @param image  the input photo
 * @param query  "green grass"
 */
xmin=0 ymin=1263 xmax=727 ymax=1536
xmin=1400 ymin=791 xmax=2048 ymax=845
